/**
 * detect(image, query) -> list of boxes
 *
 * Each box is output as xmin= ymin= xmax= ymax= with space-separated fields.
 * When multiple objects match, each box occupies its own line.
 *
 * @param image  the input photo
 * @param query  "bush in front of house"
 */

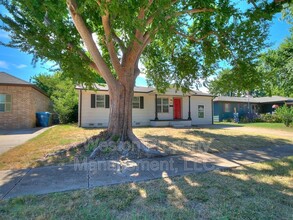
xmin=259 ymin=113 xmax=282 ymax=123
xmin=275 ymin=105 xmax=293 ymax=127
xmin=223 ymin=118 xmax=233 ymax=122
xmin=239 ymin=113 xmax=260 ymax=123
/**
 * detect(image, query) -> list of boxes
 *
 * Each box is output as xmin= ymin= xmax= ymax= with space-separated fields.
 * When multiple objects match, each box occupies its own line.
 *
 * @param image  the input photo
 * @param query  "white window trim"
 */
xmin=132 ymin=96 xmax=140 ymax=109
xmin=198 ymin=104 xmax=205 ymax=119
xmin=0 ymin=94 xmax=12 ymax=113
xmin=96 ymin=95 xmax=105 ymax=108
xmin=157 ymin=97 xmax=169 ymax=113
xmin=224 ymin=103 xmax=230 ymax=113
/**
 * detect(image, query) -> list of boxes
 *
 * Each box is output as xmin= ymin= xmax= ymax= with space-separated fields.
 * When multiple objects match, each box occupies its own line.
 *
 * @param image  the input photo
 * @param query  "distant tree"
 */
xmin=209 ymin=31 xmax=293 ymax=97
xmin=32 ymin=73 xmax=78 ymax=123
xmin=0 ymin=0 xmax=289 ymax=156
xmin=257 ymin=34 xmax=293 ymax=97
xmin=208 ymin=66 xmax=262 ymax=96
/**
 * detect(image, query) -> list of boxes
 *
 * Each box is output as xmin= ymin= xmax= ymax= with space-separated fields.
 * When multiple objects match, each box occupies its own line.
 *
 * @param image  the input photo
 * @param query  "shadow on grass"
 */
xmin=0 ymin=156 xmax=292 ymax=219
xmin=142 ymin=128 xmax=292 ymax=154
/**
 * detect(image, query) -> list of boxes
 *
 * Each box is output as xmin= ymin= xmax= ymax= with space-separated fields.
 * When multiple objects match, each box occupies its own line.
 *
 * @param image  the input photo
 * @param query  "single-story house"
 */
xmin=76 ymin=84 xmax=214 ymax=127
xmin=213 ymin=95 xmax=293 ymax=122
xmin=0 ymin=72 xmax=51 ymax=129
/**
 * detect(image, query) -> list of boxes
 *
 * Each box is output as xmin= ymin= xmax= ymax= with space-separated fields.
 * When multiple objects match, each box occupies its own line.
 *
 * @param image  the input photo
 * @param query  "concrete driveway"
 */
xmin=0 ymin=127 xmax=52 ymax=154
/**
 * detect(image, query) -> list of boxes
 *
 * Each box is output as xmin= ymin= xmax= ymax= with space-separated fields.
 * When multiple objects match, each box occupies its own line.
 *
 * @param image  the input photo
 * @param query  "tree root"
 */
xmin=89 ymin=131 xmax=167 ymax=159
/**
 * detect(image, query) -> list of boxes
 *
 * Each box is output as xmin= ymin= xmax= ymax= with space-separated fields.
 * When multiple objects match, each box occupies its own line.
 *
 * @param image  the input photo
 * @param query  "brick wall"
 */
xmin=0 ymin=85 xmax=51 ymax=129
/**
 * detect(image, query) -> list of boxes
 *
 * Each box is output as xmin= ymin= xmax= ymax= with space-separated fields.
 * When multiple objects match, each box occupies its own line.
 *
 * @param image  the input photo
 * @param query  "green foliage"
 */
xmin=0 ymin=0 xmax=289 ymax=92
xmin=257 ymin=33 xmax=293 ymax=97
xmin=32 ymin=73 xmax=78 ymax=124
xmin=259 ymin=113 xmax=282 ymax=123
xmin=275 ymin=105 xmax=293 ymax=127
xmin=210 ymin=29 xmax=293 ymax=97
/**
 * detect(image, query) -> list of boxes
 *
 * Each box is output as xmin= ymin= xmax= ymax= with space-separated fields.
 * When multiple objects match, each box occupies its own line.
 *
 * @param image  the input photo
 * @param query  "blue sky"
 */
xmin=0 ymin=8 xmax=291 ymax=87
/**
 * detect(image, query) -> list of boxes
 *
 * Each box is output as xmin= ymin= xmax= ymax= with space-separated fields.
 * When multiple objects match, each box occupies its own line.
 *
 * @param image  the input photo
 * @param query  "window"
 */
xmin=0 ymin=94 xmax=11 ymax=112
xmin=157 ymin=98 xmax=169 ymax=113
xmin=224 ymin=103 xmax=230 ymax=112
xmin=132 ymin=96 xmax=140 ymax=109
xmin=96 ymin=95 xmax=105 ymax=108
xmin=198 ymin=105 xmax=204 ymax=118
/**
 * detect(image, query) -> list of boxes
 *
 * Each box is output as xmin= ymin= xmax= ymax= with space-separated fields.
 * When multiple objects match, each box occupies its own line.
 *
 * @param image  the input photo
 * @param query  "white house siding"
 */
xmin=190 ymin=96 xmax=213 ymax=125
xmin=80 ymin=90 xmax=110 ymax=127
xmin=79 ymin=89 xmax=213 ymax=127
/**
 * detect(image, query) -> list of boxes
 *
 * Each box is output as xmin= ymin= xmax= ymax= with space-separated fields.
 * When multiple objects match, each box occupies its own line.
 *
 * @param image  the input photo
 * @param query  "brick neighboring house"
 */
xmin=0 ymin=72 xmax=51 ymax=129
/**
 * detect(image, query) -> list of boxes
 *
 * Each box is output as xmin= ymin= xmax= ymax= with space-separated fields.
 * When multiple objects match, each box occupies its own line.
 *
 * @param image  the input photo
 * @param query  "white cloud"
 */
xmin=0 ymin=61 xmax=9 ymax=69
xmin=15 ymin=64 xmax=27 ymax=69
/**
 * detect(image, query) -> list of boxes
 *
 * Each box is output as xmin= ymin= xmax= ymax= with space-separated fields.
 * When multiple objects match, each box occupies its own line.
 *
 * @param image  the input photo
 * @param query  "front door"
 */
xmin=173 ymin=98 xmax=182 ymax=119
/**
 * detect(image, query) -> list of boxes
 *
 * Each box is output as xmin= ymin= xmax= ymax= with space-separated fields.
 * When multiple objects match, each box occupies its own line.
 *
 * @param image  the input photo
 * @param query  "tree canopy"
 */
xmin=209 ymin=29 xmax=293 ymax=97
xmin=32 ymin=72 xmax=79 ymax=123
xmin=0 ymin=0 xmax=288 ymax=90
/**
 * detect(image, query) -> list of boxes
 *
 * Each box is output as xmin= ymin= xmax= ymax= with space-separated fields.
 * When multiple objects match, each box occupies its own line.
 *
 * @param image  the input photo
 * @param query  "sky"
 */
xmin=0 ymin=6 xmax=291 ymax=91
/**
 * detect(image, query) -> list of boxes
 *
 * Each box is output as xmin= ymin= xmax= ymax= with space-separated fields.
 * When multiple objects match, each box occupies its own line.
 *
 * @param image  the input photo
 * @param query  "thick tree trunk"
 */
xmin=89 ymin=73 xmax=166 ymax=159
xmin=107 ymin=78 xmax=134 ymax=141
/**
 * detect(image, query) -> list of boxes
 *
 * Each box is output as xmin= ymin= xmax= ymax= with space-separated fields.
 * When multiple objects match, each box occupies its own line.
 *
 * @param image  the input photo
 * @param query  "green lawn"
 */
xmin=1 ymin=156 xmax=292 ymax=219
xmin=217 ymin=122 xmax=293 ymax=131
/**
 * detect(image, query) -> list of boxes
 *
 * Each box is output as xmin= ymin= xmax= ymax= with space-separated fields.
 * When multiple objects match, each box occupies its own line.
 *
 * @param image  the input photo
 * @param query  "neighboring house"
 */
xmin=76 ymin=84 xmax=213 ymax=127
xmin=0 ymin=72 xmax=51 ymax=129
xmin=213 ymin=96 xmax=293 ymax=122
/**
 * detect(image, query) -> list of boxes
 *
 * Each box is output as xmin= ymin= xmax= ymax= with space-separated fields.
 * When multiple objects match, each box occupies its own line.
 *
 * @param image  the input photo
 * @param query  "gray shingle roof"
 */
xmin=0 ymin=72 xmax=31 ymax=85
xmin=214 ymin=96 xmax=293 ymax=103
xmin=76 ymin=84 xmax=213 ymax=96
xmin=0 ymin=72 xmax=49 ymax=97
xmin=76 ymin=84 xmax=155 ymax=93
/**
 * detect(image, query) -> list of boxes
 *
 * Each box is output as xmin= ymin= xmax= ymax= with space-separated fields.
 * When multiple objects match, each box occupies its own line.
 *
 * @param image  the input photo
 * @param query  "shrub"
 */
xmin=259 ymin=113 xmax=282 ymax=123
xmin=275 ymin=105 xmax=293 ymax=127
xmin=223 ymin=118 xmax=233 ymax=122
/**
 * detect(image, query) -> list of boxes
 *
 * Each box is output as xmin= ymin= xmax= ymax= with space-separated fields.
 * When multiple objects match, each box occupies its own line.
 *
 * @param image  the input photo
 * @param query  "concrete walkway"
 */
xmin=0 ymin=144 xmax=292 ymax=200
xmin=0 ymin=127 xmax=52 ymax=154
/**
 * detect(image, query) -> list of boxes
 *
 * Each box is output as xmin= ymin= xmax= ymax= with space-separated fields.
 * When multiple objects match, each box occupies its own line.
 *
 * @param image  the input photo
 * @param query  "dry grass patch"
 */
xmin=0 ymin=125 xmax=102 ymax=170
xmin=134 ymin=127 xmax=293 ymax=154
xmin=1 ymin=125 xmax=292 ymax=170
xmin=1 ymin=156 xmax=292 ymax=219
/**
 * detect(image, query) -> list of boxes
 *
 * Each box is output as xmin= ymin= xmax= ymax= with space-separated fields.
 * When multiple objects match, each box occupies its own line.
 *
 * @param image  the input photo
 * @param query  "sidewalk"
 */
xmin=1 ymin=144 xmax=292 ymax=200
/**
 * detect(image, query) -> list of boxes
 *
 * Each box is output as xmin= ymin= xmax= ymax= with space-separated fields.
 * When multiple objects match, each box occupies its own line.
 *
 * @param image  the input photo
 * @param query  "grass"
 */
xmin=0 ymin=124 xmax=292 ymax=170
xmin=0 ymin=156 xmax=292 ymax=219
xmin=0 ymin=125 xmax=102 ymax=170
xmin=217 ymin=122 xmax=293 ymax=131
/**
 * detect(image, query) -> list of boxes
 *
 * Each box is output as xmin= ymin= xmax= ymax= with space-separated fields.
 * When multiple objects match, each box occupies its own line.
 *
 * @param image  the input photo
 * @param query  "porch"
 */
xmin=150 ymin=119 xmax=192 ymax=127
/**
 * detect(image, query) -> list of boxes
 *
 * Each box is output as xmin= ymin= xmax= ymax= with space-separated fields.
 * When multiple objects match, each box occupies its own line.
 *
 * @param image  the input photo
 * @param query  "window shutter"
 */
xmin=91 ymin=94 xmax=96 ymax=108
xmin=105 ymin=95 xmax=110 ymax=108
xmin=140 ymin=96 xmax=144 ymax=109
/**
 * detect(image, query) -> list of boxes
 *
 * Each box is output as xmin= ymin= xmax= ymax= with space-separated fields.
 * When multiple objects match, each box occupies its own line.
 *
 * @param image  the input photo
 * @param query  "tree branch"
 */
xmin=112 ymin=31 xmax=126 ymax=53
xmin=101 ymin=11 xmax=123 ymax=75
xmin=67 ymin=43 xmax=102 ymax=74
xmin=175 ymin=30 xmax=215 ymax=42
xmin=174 ymin=8 xmax=215 ymax=17
xmin=66 ymin=0 xmax=117 ymax=87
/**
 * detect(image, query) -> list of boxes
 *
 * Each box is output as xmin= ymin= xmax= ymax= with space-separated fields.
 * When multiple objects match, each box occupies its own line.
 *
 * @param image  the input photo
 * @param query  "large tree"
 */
xmin=0 ymin=0 xmax=288 ymax=156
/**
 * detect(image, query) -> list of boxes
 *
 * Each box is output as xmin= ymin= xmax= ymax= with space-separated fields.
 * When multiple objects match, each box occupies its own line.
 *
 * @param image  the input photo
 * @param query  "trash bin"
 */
xmin=36 ymin=112 xmax=52 ymax=127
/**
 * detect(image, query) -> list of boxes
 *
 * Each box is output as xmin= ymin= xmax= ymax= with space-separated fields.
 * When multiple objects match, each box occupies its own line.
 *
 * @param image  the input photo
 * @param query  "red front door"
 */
xmin=173 ymin=98 xmax=181 ymax=119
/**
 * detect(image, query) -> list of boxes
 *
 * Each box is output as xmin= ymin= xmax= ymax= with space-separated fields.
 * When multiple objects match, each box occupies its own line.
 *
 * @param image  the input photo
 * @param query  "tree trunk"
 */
xmin=89 ymin=73 xmax=166 ymax=158
xmin=107 ymin=77 xmax=134 ymax=141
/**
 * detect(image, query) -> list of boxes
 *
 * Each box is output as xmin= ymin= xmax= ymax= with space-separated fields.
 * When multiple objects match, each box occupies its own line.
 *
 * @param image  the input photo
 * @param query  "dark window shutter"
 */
xmin=105 ymin=95 xmax=110 ymax=108
xmin=140 ymin=96 xmax=144 ymax=109
xmin=91 ymin=94 xmax=96 ymax=108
